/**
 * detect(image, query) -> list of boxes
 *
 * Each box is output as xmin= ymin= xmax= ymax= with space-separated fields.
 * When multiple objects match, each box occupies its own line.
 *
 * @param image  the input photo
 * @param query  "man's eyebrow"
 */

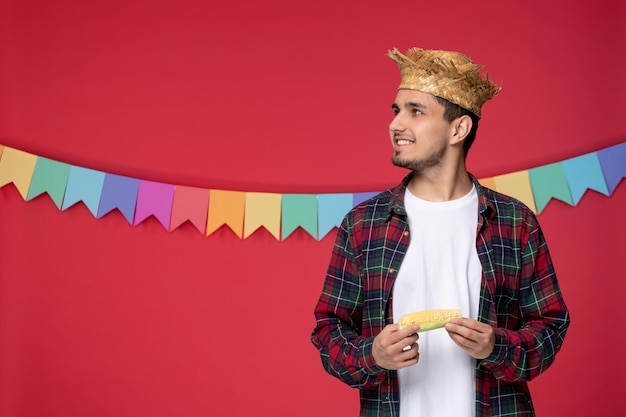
xmin=391 ymin=101 xmax=428 ymax=110
xmin=406 ymin=101 xmax=427 ymax=109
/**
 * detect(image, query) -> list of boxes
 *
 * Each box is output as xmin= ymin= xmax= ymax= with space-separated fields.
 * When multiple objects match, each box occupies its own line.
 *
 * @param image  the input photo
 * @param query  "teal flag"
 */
xmin=282 ymin=194 xmax=318 ymax=240
xmin=27 ymin=158 xmax=71 ymax=208
xmin=528 ymin=162 xmax=573 ymax=213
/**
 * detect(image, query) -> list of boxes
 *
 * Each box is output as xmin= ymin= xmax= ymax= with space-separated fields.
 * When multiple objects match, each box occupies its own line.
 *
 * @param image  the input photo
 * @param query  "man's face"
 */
xmin=389 ymin=89 xmax=453 ymax=172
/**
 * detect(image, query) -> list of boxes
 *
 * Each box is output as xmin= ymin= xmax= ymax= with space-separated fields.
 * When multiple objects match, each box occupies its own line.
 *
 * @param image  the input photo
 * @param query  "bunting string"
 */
xmin=0 ymin=141 xmax=624 ymax=240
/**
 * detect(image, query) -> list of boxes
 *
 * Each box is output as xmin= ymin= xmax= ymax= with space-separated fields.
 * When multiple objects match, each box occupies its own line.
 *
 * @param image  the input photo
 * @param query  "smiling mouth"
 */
xmin=394 ymin=135 xmax=415 ymax=146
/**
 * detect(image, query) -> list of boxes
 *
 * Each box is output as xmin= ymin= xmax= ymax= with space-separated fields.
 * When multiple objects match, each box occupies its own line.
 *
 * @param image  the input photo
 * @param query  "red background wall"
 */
xmin=1 ymin=0 xmax=625 ymax=416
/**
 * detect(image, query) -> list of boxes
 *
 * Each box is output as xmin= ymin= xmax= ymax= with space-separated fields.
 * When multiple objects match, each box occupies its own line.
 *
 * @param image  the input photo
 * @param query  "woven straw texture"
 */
xmin=388 ymin=47 xmax=501 ymax=118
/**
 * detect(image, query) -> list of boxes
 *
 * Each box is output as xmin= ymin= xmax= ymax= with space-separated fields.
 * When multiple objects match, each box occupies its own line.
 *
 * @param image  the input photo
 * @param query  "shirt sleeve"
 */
xmin=310 ymin=215 xmax=388 ymax=388
xmin=479 ymin=216 xmax=570 ymax=382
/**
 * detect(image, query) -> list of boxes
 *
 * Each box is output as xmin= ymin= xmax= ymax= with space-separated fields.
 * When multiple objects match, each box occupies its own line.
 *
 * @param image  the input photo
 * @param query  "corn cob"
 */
xmin=397 ymin=309 xmax=462 ymax=332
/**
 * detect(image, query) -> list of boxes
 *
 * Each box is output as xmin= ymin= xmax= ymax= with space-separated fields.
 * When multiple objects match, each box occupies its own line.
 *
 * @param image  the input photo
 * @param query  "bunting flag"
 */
xmin=170 ymin=186 xmax=210 ymax=234
xmin=0 ymin=147 xmax=37 ymax=199
xmin=493 ymin=170 xmax=537 ymax=213
xmin=244 ymin=192 xmax=282 ymax=239
xmin=206 ymin=190 xmax=245 ymax=238
xmin=317 ymin=193 xmax=354 ymax=241
xmin=0 ymin=141 xmax=624 ymax=241
xmin=598 ymin=142 xmax=626 ymax=194
xmin=528 ymin=162 xmax=573 ymax=212
xmin=562 ymin=152 xmax=610 ymax=204
xmin=62 ymin=166 xmax=106 ymax=216
xmin=27 ymin=157 xmax=71 ymax=208
xmin=353 ymin=192 xmax=380 ymax=207
xmin=133 ymin=180 xmax=175 ymax=229
xmin=282 ymin=194 xmax=318 ymax=240
xmin=97 ymin=174 xmax=140 ymax=224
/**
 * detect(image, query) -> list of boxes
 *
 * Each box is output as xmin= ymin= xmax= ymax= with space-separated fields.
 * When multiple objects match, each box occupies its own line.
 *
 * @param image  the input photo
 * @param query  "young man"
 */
xmin=311 ymin=47 xmax=570 ymax=417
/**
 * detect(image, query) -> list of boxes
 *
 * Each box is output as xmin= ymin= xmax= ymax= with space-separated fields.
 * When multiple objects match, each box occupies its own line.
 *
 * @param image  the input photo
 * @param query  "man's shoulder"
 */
xmin=477 ymin=183 xmax=539 ymax=226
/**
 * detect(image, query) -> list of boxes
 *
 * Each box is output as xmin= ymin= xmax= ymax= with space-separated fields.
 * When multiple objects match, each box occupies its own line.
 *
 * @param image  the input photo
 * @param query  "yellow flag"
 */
xmin=0 ymin=147 xmax=38 ymax=199
xmin=493 ymin=170 xmax=537 ymax=213
xmin=244 ymin=192 xmax=282 ymax=239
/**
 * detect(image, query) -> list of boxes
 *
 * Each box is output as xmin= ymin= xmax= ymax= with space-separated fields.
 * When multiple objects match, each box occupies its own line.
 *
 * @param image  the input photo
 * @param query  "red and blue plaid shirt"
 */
xmin=311 ymin=173 xmax=570 ymax=417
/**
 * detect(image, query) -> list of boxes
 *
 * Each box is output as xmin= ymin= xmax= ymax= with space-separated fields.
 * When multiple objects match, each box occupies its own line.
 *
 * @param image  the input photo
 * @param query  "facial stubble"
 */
xmin=391 ymin=142 xmax=447 ymax=172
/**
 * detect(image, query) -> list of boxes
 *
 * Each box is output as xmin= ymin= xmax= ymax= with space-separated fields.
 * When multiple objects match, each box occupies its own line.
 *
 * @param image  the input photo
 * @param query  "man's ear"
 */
xmin=450 ymin=115 xmax=472 ymax=145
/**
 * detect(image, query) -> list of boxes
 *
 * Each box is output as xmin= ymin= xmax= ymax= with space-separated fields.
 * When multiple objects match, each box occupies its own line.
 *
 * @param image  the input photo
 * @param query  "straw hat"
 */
xmin=387 ymin=47 xmax=501 ymax=118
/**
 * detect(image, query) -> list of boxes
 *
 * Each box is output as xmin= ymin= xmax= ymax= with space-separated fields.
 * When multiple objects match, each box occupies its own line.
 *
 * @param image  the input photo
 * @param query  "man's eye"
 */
xmin=412 ymin=109 xmax=422 ymax=115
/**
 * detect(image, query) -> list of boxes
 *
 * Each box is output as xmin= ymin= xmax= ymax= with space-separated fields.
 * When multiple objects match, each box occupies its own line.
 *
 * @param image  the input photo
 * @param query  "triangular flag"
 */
xmin=62 ymin=166 xmax=106 ymax=216
xmin=97 ymin=174 xmax=140 ymax=224
xmin=353 ymin=192 xmax=380 ymax=208
xmin=493 ymin=170 xmax=537 ymax=213
xmin=478 ymin=177 xmax=496 ymax=190
xmin=170 ymin=185 xmax=210 ymax=234
xmin=0 ymin=147 xmax=38 ymax=199
xmin=133 ymin=181 xmax=175 ymax=229
xmin=528 ymin=162 xmax=573 ymax=213
xmin=597 ymin=142 xmax=626 ymax=194
xmin=26 ymin=157 xmax=71 ymax=208
xmin=206 ymin=190 xmax=245 ymax=238
xmin=562 ymin=152 xmax=609 ymax=205
xmin=281 ymin=194 xmax=318 ymax=240
xmin=317 ymin=193 xmax=354 ymax=241
xmin=244 ymin=192 xmax=282 ymax=239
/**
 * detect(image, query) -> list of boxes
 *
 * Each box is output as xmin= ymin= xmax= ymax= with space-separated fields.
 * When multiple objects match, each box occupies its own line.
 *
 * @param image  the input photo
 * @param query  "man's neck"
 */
xmin=407 ymin=165 xmax=472 ymax=202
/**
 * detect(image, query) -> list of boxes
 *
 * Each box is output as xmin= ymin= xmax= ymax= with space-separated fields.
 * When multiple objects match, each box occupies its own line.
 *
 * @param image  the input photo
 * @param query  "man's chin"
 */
xmin=392 ymin=156 xmax=412 ymax=170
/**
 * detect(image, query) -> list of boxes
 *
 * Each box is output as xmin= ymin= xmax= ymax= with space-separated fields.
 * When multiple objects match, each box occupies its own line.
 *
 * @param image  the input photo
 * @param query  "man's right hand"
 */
xmin=372 ymin=324 xmax=420 ymax=370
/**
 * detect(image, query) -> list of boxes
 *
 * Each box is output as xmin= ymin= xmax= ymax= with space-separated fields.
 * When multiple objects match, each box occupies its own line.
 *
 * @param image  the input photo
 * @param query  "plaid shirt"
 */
xmin=311 ymin=173 xmax=570 ymax=417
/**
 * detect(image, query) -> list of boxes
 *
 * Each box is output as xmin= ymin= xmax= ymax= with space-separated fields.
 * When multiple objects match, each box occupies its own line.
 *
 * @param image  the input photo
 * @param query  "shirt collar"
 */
xmin=386 ymin=172 xmax=496 ymax=220
xmin=470 ymin=173 xmax=496 ymax=219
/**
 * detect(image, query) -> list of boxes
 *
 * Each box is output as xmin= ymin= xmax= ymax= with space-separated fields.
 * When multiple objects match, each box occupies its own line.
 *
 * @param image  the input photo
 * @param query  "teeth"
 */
xmin=397 ymin=139 xmax=412 ymax=145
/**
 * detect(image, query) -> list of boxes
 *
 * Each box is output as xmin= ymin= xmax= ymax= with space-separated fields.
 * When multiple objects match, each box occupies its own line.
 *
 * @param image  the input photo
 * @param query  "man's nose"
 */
xmin=389 ymin=114 xmax=404 ymax=132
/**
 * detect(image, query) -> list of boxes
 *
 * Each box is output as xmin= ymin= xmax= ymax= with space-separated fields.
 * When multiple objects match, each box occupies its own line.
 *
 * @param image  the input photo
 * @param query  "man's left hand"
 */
xmin=445 ymin=318 xmax=495 ymax=360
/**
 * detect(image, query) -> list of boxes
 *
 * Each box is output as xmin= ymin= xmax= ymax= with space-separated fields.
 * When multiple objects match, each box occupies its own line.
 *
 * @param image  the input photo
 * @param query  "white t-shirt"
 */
xmin=393 ymin=185 xmax=481 ymax=417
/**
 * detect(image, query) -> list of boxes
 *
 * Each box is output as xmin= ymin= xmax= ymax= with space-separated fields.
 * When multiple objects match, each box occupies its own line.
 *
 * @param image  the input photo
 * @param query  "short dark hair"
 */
xmin=434 ymin=96 xmax=480 ymax=156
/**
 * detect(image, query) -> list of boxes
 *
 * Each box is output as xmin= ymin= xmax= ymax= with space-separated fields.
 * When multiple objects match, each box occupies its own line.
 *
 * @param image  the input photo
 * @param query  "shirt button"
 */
xmin=403 ymin=231 xmax=409 ymax=237
xmin=389 ymin=268 xmax=395 ymax=274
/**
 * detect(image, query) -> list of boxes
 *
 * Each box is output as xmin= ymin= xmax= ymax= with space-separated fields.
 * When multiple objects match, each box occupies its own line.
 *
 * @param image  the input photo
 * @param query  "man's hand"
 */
xmin=372 ymin=324 xmax=420 ymax=370
xmin=445 ymin=318 xmax=495 ymax=359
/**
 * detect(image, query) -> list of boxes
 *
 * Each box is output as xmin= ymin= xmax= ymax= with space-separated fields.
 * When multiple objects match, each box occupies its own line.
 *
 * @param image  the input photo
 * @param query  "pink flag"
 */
xmin=133 ymin=180 xmax=175 ymax=229
xmin=170 ymin=185 xmax=210 ymax=234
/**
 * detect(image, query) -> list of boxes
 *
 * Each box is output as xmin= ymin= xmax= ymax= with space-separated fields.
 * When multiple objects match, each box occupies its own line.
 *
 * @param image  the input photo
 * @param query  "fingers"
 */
xmin=373 ymin=324 xmax=421 ymax=369
xmin=445 ymin=318 xmax=495 ymax=360
xmin=392 ymin=324 xmax=420 ymax=343
xmin=382 ymin=325 xmax=419 ymax=352
xmin=448 ymin=317 xmax=490 ymax=332
xmin=400 ymin=343 xmax=420 ymax=363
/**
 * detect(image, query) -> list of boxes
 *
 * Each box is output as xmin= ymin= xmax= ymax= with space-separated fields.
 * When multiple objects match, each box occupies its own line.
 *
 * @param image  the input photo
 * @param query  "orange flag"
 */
xmin=206 ymin=190 xmax=246 ymax=238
